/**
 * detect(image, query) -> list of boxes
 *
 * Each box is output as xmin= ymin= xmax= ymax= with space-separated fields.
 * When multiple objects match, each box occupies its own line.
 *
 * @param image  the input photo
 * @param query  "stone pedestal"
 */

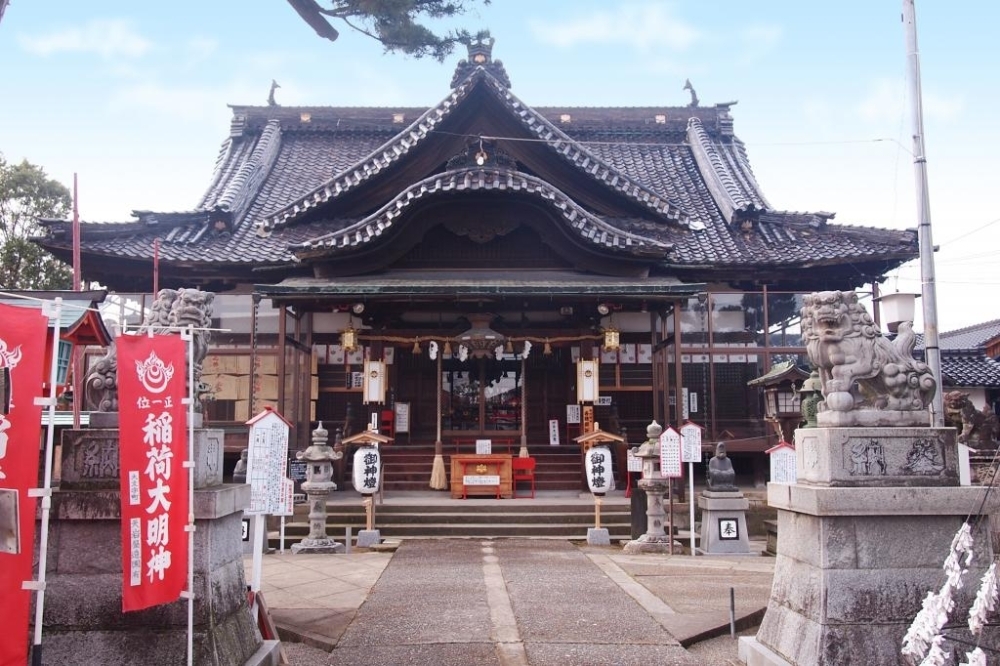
xmin=355 ymin=530 xmax=381 ymax=548
xmin=697 ymin=491 xmax=751 ymax=555
xmin=40 ymin=427 xmax=279 ymax=666
xmin=795 ymin=426 xmax=959 ymax=487
xmin=586 ymin=527 xmax=610 ymax=546
xmin=740 ymin=427 xmax=1000 ymax=665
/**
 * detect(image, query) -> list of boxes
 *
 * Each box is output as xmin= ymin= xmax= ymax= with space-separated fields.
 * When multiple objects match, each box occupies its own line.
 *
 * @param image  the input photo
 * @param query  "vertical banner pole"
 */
xmin=688 ymin=462 xmax=695 ymax=555
xmin=280 ymin=517 xmax=286 ymax=554
xmin=667 ymin=478 xmax=674 ymax=556
xmin=30 ymin=298 xmax=64 ymax=665
xmin=251 ymin=514 xmax=266 ymax=601
xmin=182 ymin=326 xmax=196 ymax=666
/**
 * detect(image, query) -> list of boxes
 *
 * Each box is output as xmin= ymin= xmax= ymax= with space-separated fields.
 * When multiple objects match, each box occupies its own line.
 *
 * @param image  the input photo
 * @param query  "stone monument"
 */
xmin=740 ymin=290 xmax=1000 ymax=665
xmin=291 ymin=422 xmax=344 ymax=554
xmin=698 ymin=442 xmax=752 ymax=555
xmin=46 ymin=288 xmax=279 ymax=665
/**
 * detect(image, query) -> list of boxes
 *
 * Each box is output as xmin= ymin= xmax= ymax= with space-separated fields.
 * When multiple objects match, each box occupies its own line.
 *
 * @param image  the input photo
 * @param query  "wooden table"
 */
xmin=450 ymin=454 xmax=513 ymax=499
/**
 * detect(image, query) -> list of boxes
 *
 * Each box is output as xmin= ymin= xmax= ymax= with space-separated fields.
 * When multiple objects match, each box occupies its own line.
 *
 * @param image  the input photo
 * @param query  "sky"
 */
xmin=1 ymin=1 xmax=998 ymax=332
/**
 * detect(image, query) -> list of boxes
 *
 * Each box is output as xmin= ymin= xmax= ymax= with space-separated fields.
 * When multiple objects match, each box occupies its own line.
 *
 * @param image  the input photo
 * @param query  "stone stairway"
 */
xmin=268 ymin=496 xmax=636 ymax=548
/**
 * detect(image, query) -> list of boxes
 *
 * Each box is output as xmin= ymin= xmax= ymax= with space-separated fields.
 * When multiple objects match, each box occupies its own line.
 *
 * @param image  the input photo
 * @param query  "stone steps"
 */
xmin=268 ymin=500 xmax=637 ymax=546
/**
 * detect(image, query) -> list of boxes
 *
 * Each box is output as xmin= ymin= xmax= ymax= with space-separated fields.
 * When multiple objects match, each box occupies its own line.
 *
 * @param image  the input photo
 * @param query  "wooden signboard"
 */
xmin=394 ymin=402 xmax=410 ymax=434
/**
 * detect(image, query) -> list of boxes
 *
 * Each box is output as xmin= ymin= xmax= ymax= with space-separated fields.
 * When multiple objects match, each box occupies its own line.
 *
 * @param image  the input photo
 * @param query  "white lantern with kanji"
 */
xmin=352 ymin=446 xmax=382 ymax=495
xmin=585 ymin=445 xmax=614 ymax=494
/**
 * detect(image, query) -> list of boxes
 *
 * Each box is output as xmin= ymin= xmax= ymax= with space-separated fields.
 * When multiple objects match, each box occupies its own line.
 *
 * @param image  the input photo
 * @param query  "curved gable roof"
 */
xmin=288 ymin=167 xmax=672 ymax=261
xmin=263 ymin=65 xmax=694 ymax=232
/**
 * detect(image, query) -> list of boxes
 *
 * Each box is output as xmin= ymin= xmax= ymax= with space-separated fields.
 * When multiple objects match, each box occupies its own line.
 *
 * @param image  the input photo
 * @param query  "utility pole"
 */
xmin=902 ymin=0 xmax=944 ymax=426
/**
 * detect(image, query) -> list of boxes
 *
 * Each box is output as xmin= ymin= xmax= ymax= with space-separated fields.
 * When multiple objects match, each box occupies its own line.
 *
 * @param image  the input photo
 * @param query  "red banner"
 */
xmin=117 ymin=334 xmax=188 ymax=612
xmin=0 ymin=304 xmax=47 ymax=666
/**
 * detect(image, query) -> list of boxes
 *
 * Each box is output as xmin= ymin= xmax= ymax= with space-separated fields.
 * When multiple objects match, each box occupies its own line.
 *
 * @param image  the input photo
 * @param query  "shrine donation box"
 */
xmin=450 ymin=454 xmax=513 ymax=499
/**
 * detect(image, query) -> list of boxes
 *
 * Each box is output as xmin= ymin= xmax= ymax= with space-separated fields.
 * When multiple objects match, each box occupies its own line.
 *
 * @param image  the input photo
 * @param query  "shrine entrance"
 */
xmin=441 ymin=355 xmax=522 ymax=435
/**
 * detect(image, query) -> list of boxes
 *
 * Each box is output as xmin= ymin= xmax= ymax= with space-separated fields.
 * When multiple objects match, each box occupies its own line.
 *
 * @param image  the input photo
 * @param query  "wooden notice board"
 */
xmin=449 ymin=454 xmax=513 ymax=499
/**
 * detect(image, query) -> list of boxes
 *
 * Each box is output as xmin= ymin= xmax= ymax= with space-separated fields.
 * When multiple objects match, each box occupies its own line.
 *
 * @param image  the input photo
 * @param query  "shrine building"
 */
xmin=35 ymin=39 xmax=919 ymax=489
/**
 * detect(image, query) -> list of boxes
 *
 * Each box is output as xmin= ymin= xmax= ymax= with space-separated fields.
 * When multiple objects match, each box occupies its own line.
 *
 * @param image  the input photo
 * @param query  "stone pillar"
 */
xmin=40 ymin=426 xmax=279 ymax=666
xmin=739 ymin=426 xmax=1000 ymax=665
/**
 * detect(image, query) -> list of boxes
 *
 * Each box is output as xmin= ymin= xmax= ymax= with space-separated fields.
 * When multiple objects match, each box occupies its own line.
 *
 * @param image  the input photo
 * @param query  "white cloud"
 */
xmin=856 ymin=78 xmax=908 ymax=125
xmin=183 ymin=37 xmax=219 ymax=67
xmin=922 ymin=91 xmax=964 ymax=122
xmin=856 ymin=77 xmax=964 ymax=125
xmin=737 ymin=23 xmax=782 ymax=64
xmin=108 ymin=81 xmax=255 ymax=123
xmin=529 ymin=2 xmax=700 ymax=52
xmin=17 ymin=19 xmax=151 ymax=59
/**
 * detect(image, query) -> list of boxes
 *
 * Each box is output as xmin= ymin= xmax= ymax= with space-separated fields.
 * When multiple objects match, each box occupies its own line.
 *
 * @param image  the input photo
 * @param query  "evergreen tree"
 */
xmin=286 ymin=0 xmax=489 ymax=60
xmin=0 ymin=156 xmax=73 ymax=290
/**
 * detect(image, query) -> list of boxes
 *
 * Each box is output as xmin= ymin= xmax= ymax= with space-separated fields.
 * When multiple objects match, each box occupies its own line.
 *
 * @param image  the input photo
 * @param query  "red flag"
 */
xmin=117 ymin=334 xmax=188 ymax=612
xmin=0 ymin=304 xmax=47 ymax=665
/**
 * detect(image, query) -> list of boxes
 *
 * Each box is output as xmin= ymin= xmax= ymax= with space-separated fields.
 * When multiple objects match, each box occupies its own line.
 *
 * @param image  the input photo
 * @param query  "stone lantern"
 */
xmin=748 ymin=360 xmax=808 ymax=442
xmin=798 ymin=370 xmax=823 ymax=429
xmin=623 ymin=421 xmax=675 ymax=554
xmin=291 ymin=422 xmax=345 ymax=554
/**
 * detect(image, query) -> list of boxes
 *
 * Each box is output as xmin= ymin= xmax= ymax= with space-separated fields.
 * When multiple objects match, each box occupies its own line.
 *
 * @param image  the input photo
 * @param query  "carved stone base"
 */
xmin=622 ymin=534 xmax=677 ymax=555
xmin=749 ymin=480 xmax=1000 ymax=665
xmin=292 ymin=538 xmax=345 ymax=554
xmin=795 ymin=426 xmax=959 ymax=487
xmin=42 ymin=430 xmax=264 ymax=665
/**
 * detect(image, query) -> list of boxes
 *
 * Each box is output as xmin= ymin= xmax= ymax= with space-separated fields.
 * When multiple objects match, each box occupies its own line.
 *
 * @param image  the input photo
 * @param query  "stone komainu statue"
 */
xmin=84 ymin=288 xmax=215 ymax=413
xmin=945 ymin=390 xmax=999 ymax=447
xmin=85 ymin=341 xmax=118 ymax=412
xmin=801 ymin=290 xmax=936 ymax=427
xmin=168 ymin=288 xmax=215 ymax=411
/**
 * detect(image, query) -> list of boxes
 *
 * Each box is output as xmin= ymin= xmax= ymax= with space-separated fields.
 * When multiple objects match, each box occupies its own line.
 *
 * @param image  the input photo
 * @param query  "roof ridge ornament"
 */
xmin=451 ymin=33 xmax=510 ymax=89
xmin=683 ymin=79 xmax=699 ymax=108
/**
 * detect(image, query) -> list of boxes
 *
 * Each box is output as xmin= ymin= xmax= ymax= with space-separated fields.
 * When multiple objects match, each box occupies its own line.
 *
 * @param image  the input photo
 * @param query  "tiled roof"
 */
xmin=35 ymin=49 xmax=919 ymax=282
xmin=941 ymin=353 xmax=1000 ymax=387
xmin=263 ymin=68 xmax=692 ymax=232
xmin=940 ymin=319 xmax=1000 ymax=351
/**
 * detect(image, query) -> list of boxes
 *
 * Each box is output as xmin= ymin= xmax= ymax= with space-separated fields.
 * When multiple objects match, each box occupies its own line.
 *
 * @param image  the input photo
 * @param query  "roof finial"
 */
xmin=450 ymin=31 xmax=510 ymax=89
xmin=267 ymin=79 xmax=281 ymax=107
xmin=683 ymin=79 xmax=699 ymax=108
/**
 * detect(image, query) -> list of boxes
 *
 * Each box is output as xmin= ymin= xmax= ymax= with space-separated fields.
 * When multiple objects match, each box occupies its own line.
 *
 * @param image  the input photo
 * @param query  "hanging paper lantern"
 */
xmin=352 ymin=446 xmax=381 ymax=495
xmin=585 ymin=446 xmax=613 ymax=494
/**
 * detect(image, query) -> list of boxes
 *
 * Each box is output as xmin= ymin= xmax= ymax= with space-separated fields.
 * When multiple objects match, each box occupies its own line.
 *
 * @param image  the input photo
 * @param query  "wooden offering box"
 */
xmin=450 ymin=454 xmax=513 ymax=499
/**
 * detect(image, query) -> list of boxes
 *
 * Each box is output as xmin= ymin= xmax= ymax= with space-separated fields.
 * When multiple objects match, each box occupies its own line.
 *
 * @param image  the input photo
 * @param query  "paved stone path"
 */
xmin=327 ymin=539 xmax=707 ymax=666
